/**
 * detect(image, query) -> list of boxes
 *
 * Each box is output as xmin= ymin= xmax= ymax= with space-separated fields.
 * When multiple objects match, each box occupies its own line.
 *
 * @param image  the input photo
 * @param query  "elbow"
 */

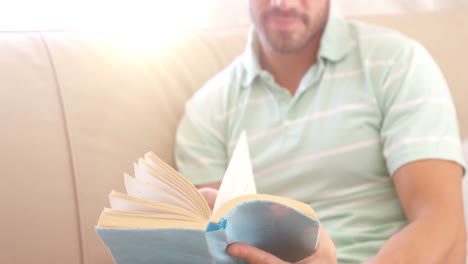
xmin=456 ymin=228 xmax=466 ymax=263
xmin=447 ymin=219 xmax=466 ymax=263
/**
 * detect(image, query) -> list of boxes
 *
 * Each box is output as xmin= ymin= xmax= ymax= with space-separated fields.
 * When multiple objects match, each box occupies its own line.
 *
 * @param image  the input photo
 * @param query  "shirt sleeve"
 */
xmin=378 ymin=40 xmax=466 ymax=175
xmin=175 ymin=78 xmax=229 ymax=185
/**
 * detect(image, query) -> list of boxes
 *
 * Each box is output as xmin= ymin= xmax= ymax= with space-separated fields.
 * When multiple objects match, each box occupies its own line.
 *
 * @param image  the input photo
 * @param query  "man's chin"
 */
xmin=270 ymin=46 xmax=304 ymax=54
xmin=264 ymin=37 xmax=306 ymax=53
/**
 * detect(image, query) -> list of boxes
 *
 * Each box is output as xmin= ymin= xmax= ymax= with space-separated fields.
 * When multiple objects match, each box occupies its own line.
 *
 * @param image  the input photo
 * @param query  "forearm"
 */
xmin=364 ymin=215 xmax=466 ymax=264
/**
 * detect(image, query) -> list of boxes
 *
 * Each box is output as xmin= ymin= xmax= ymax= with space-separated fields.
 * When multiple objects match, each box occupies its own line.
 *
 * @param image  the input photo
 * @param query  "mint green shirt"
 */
xmin=175 ymin=13 xmax=465 ymax=263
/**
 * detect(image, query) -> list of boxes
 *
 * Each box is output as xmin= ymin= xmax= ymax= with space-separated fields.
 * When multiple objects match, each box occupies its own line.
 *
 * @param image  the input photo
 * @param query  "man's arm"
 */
xmin=365 ymin=159 xmax=466 ymax=264
xmin=197 ymin=160 xmax=466 ymax=264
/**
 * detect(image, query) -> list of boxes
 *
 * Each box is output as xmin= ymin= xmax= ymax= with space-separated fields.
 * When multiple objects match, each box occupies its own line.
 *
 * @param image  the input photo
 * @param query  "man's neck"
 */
xmin=259 ymin=39 xmax=321 ymax=95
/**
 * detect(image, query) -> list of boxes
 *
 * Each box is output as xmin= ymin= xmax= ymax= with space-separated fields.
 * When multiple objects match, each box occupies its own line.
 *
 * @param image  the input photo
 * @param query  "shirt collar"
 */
xmin=241 ymin=2 xmax=354 ymax=87
xmin=242 ymin=27 xmax=263 ymax=87
xmin=318 ymin=3 xmax=354 ymax=62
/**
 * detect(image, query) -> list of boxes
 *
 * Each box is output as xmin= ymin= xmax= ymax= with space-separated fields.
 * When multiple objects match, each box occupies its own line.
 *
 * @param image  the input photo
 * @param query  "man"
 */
xmin=175 ymin=0 xmax=466 ymax=263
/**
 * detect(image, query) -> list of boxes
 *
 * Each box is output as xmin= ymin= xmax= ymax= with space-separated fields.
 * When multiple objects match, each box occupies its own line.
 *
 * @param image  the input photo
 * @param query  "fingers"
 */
xmin=227 ymin=229 xmax=337 ymax=264
xmin=227 ymin=243 xmax=289 ymax=264
xmin=297 ymin=225 xmax=337 ymax=264
xmin=198 ymin=187 xmax=218 ymax=210
xmin=317 ymin=225 xmax=336 ymax=254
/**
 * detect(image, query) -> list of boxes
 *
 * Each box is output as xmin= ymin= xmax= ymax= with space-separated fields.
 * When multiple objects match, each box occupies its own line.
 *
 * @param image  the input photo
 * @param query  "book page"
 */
xmin=142 ymin=154 xmax=211 ymax=218
xmin=134 ymin=160 xmax=209 ymax=218
xmin=97 ymin=209 xmax=206 ymax=229
xmin=109 ymin=191 xmax=205 ymax=221
xmin=124 ymin=174 xmax=202 ymax=214
xmin=213 ymin=131 xmax=257 ymax=213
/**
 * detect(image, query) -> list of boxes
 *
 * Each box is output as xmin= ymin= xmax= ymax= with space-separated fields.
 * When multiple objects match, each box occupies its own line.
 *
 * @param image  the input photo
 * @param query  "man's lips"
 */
xmin=267 ymin=15 xmax=303 ymax=31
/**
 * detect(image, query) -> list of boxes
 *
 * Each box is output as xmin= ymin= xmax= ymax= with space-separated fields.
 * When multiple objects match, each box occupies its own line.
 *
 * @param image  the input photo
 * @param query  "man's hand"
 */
xmin=227 ymin=226 xmax=337 ymax=264
xmin=198 ymin=186 xmax=336 ymax=263
xmin=198 ymin=187 xmax=218 ymax=210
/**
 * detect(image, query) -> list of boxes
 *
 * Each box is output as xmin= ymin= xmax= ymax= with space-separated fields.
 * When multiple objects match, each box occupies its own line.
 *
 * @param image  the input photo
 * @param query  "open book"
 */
xmin=96 ymin=132 xmax=320 ymax=264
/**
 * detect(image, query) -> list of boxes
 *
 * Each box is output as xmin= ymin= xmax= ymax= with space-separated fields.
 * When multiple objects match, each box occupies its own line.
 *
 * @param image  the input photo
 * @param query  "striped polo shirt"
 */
xmin=175 ymin=11 xmax=466 ymax=264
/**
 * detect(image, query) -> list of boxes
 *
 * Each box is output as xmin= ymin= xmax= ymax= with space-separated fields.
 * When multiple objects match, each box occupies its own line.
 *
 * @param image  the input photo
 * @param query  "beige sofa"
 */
xmin=1 ymin=11 xmax=467 ymax=264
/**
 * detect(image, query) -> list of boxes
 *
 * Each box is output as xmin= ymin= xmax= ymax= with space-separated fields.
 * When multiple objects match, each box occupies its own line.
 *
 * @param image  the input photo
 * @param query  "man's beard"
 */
xmin=251 ymin=3 xmax=329 ymax=54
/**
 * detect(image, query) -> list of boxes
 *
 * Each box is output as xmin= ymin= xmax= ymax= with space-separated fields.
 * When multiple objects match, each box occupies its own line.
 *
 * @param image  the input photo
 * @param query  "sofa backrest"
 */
xmin=1 ymin=10 xmax=467 ymax=264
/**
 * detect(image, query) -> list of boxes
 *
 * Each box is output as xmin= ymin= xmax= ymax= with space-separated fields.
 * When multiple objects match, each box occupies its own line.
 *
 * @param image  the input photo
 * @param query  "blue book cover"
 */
xmin=96 ymin=132 xmax=320 ymax=263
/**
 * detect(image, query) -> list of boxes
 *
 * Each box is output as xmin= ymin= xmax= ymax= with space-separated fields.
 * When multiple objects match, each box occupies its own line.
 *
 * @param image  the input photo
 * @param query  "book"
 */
xmin=96 ymin=132 xmax=320 ymax=264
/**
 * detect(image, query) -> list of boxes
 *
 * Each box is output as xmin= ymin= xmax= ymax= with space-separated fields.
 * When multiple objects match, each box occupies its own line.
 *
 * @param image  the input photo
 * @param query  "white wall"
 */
xmin=339 ymin=0 xmax=468 ymax=15
xmin=0 ymin=0 xmax=466 ymax=30
xmin=202 ymin=0 xmax=468 ymax=28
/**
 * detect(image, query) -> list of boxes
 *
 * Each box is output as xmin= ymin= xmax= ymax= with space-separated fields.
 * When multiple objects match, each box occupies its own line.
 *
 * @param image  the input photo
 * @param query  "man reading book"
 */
xmin=176 ymin=0 xmax=467 ymax=263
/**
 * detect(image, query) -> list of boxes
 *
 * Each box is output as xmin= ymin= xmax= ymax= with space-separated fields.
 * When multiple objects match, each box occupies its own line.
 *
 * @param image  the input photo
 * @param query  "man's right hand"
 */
xmin=227 ymin=226 xmax=337 ymax=264
xmin=198 ymin=184 xmax=336 ymax=263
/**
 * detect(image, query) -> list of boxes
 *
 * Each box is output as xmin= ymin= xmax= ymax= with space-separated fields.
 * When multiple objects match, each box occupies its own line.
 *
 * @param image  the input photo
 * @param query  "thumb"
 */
xmin=198 ymin=188 xmax=218 ymax=210
xmin=227 ymin=243 xmax=288 ymax=264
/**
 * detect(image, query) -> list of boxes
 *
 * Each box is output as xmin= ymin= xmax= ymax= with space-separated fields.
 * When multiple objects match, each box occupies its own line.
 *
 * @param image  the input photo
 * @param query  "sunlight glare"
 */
xmin=78 ymin=0 xmax=210 ymax=53
xmin=0 ymin=0 xmax=210 ymax=53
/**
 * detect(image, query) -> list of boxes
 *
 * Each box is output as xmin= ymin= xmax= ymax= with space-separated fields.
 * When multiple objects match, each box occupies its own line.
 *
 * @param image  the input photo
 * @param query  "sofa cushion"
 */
xmin=0 ymin=32 xmax=82 ymax=264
